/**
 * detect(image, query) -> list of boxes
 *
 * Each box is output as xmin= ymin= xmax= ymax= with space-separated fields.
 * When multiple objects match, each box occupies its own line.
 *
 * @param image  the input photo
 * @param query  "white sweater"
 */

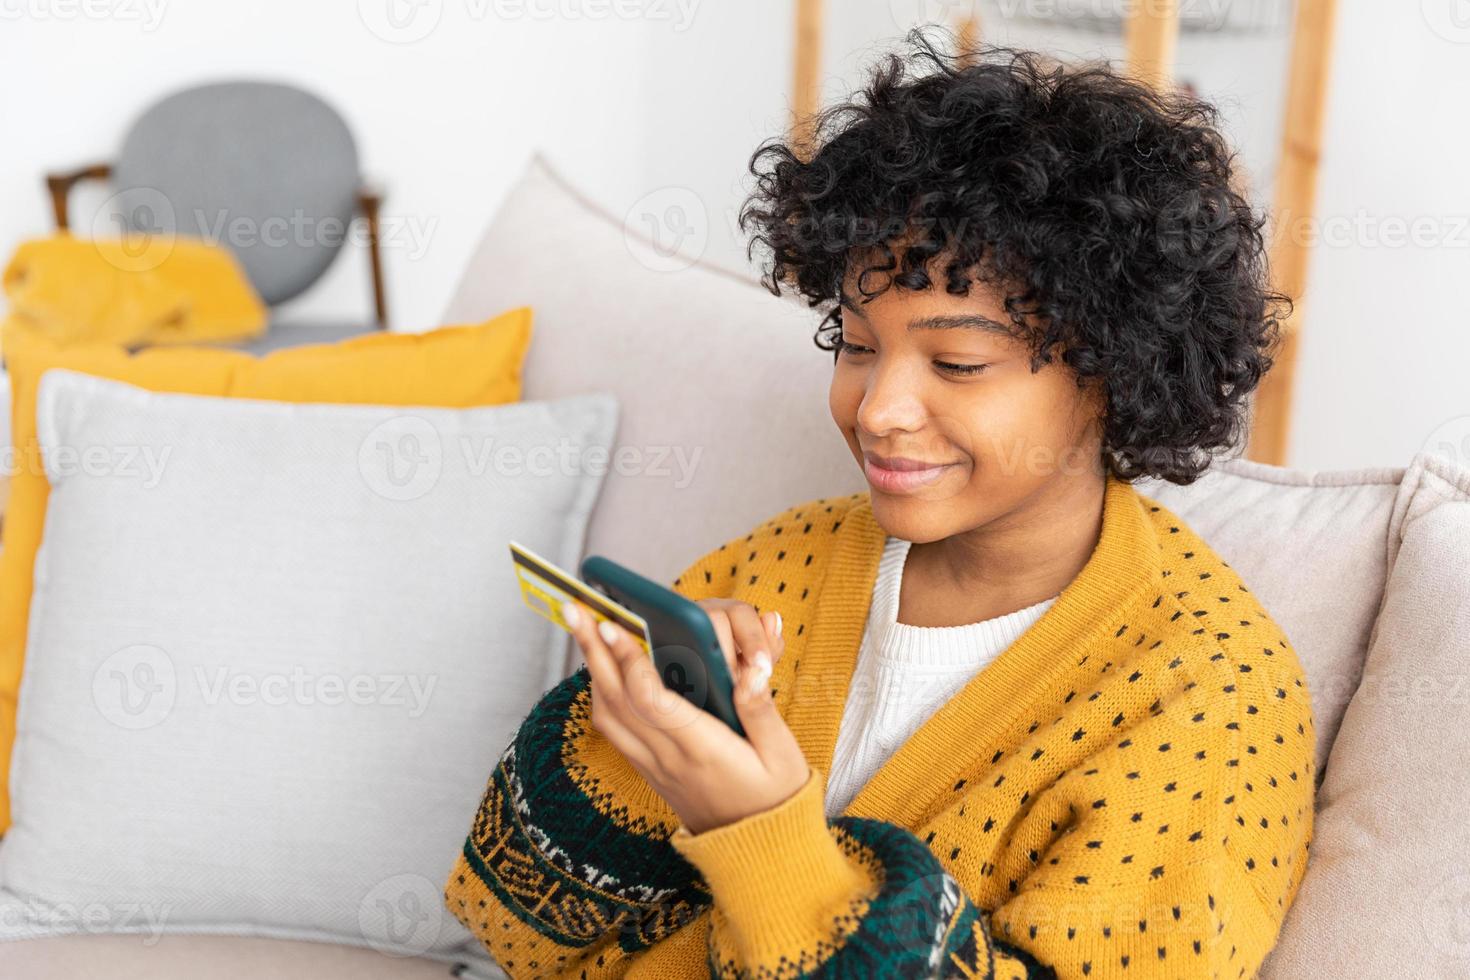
xmin=823 ymin=535 xmax=1058 ymax=819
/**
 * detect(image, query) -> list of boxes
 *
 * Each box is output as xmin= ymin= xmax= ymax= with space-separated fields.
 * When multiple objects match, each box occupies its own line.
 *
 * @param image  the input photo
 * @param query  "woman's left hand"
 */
xmin=562 ymin=600 xmax=812 ymax=836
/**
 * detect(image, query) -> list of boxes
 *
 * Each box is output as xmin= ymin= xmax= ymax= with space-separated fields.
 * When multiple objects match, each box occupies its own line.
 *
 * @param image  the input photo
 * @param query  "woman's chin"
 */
xmin=865 ymin=474 xmax=971 ymax=540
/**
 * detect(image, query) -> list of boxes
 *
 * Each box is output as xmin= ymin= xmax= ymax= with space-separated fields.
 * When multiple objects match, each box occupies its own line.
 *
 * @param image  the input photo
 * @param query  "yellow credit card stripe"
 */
xmin=509 ymin=546 xmax=645 ymax=635
xmin=509 ymin=541 xmax=652 ymax=653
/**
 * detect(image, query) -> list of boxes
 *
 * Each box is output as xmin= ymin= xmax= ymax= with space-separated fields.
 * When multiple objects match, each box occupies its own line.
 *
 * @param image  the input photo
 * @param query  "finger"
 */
xmin=761 ymin=610 xmax=785 ymax=664
xmin=567 ymin=603 xmax=660 ymax=769
xmin=596 ymin=618 xmax=701 ymax=750
xmin=565 ymin=602 xmax=623 ymax=696
xmin=732 ymin=647 xmax=801 ymax=761
xmin=703 ymin=607 xmax=739 ymax=677
xmin=724 ymin=602 xmax=773 ymax=671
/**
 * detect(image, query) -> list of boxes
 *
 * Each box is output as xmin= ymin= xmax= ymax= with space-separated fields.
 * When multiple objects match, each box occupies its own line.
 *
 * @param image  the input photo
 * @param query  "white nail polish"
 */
xmin=598 ymin=620 xmax=620 ymax=645
xmin=747 ymin=660 xmax=770 ymax=696
xmin=562 ymin=602 xmax=580 ymax=628
xmin=774 ymin=612 xmax=783 ymax=636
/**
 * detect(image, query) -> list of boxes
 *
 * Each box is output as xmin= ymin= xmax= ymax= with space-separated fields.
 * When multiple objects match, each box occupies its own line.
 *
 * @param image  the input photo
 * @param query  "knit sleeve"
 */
xmin=444 ymin=664 xmax=713 ymax=977
xmin=667 ymin=766 xmax=1054 ymax=978
xmin=443 ymin=539 xmax=751 ymax=976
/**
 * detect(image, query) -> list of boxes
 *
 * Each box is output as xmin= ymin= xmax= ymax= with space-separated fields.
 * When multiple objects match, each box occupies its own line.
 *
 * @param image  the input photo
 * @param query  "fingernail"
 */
xmin=598 ymin=620 xmax=620 ymax=645
xmin=774 ymin=612 xmax=783 ymax=636
xmin=562 ymin=602 xmax=580 ymax=628
xmin=747 ymin=658 xmax=771 ymax=696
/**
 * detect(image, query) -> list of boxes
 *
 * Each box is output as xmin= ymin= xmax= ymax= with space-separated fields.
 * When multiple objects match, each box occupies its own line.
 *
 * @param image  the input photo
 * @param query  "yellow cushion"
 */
xmin=0 ymin=306 xmax=534 ymax=831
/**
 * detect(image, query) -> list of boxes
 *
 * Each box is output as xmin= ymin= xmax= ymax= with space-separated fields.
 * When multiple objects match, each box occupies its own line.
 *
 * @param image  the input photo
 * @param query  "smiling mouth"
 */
xmin=862 ymin=456 xmax=956 ymax=494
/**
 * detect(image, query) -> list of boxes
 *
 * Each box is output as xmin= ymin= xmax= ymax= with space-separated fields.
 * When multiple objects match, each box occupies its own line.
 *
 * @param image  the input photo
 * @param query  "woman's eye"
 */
xmin=936 ymin=360 xmax=988 ymax=376
xmin=838 ymin=342 xmax=987 ymax=376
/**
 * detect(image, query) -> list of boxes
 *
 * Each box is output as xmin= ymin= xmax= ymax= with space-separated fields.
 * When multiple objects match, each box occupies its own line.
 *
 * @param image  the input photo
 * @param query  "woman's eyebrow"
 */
xmin=839 ymin=291 xmax=1017 ymax=338
xmin=909 ymin=313 xmax=1018 ymax=337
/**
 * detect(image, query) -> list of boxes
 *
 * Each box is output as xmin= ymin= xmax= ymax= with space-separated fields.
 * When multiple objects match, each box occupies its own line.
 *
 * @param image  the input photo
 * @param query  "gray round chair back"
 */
xmin=110 ymin=80 xmax=360 ymax=307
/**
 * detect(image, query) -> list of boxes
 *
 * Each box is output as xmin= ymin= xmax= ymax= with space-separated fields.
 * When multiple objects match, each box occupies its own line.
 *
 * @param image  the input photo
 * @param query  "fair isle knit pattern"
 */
xmin=445 ymin=475 xmax=1315 ymax=978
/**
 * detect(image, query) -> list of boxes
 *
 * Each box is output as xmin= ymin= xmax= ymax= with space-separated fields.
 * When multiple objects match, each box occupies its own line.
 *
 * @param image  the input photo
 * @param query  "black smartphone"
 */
xmin=579 ymin=555 xmax=745 ymax=738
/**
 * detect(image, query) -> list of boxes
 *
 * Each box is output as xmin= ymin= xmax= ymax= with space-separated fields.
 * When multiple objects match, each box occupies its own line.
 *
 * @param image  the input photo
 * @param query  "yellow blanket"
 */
xmin=1 ymin=233 xmax=266 ymax=349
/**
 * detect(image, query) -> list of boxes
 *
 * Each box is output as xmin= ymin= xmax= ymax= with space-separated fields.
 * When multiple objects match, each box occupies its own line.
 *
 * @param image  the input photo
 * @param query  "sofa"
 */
xmin=1 ymin=151 xmax=1466 ymax=978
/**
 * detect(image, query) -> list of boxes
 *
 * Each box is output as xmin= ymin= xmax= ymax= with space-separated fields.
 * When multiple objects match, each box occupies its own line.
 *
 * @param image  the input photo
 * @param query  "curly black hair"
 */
xmin=739 ymin=26 xmax=1288 ymax=486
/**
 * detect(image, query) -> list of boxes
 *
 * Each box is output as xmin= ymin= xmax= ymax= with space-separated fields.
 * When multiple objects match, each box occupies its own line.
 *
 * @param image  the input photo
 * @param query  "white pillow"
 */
xmin=0 ymin=369 xmax=615 ymax=970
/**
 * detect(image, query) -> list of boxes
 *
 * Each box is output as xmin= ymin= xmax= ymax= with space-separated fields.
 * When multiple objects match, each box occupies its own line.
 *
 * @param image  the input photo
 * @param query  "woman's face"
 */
xmin=828 ymin=264 xmax=1107 ymax=543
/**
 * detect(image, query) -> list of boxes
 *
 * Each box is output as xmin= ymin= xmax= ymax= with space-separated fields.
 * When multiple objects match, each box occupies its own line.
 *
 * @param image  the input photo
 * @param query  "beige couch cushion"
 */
xmin=441 ymin=152 xmax=867 ymax=676
xmin=1259 ymin=451 xmax=1470 ymax=976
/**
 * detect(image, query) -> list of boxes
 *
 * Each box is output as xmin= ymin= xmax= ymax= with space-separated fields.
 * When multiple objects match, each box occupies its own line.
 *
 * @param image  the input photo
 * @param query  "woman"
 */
xmin=447 ymin=30 xmax=1314 ymax=979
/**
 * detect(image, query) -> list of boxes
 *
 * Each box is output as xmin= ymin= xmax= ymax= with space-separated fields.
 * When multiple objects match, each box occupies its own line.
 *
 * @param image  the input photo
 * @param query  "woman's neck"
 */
xmin=898 ymin=476 xmax=1106 ymax=628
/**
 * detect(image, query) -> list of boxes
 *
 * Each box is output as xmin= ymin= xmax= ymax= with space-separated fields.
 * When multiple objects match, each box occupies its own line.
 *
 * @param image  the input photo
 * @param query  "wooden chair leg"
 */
xmin=358 ymin=187 xmax=390 ymax=330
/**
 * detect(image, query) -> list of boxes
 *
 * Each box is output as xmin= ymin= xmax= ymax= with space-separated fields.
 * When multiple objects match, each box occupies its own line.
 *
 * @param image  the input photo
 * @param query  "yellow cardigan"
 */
xmin=446 ymin=475 xmax=1315 ymax=978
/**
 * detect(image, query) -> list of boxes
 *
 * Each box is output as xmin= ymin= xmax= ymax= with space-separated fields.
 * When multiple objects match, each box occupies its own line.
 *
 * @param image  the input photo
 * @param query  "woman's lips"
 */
xmin=863 ymin=456 xmax=956 ymax=494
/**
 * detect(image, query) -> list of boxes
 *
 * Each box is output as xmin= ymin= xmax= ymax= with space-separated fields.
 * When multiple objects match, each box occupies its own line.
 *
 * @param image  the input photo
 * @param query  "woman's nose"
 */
xmin=856 ymin=362 xmax=927 ymax=435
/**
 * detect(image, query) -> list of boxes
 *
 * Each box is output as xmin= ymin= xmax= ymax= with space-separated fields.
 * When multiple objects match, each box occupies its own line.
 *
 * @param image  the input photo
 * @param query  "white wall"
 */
xmin=1287 ymin=1 xmax=1470 ymax=471
xmin=2 ymin=1 xmax=1466 ymax=471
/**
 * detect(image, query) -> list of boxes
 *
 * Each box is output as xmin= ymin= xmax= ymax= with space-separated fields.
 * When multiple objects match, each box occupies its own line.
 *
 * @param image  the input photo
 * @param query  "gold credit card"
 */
xmin=509 ymin=540 xmax=653 ymax=657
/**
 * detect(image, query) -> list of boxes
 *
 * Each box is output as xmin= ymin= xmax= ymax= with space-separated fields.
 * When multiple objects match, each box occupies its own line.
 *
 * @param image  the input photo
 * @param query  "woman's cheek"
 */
xmin=828 ymin=370 xmax=862 ymax=440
